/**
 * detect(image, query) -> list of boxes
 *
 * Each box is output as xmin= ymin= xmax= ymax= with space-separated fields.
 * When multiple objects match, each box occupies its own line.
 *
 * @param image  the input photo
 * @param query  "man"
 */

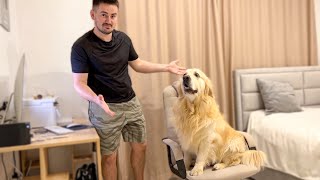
xmin=71 ymin=0 xmax=186 ymax=180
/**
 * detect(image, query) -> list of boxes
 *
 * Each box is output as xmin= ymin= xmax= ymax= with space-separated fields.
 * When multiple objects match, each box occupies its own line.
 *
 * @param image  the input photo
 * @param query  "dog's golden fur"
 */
xmin=173 ymin=68 xmax=265 ymax=176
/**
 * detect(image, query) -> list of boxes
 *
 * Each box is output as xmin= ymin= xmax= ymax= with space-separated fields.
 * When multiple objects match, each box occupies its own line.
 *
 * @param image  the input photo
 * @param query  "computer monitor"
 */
xmin=0 ymin=54 xmax=26 ymax=124
xmin=13 ymin=54 xmax=25 ymax=123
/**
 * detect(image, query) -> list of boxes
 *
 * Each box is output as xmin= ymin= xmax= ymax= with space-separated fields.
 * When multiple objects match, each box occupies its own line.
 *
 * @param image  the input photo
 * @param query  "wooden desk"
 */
xmin=0 ymin=128 xmax=102 ymax=180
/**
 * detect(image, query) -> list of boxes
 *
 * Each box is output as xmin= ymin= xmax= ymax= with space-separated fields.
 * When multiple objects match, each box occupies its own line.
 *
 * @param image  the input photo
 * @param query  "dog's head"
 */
xmin=179 ymin=68 xmax=213 ymax=102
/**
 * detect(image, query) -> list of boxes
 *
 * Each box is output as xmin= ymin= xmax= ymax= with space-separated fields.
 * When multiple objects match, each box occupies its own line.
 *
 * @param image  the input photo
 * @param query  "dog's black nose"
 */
xmin=183 ymin=75 xmax=190 ymax=88
xmin=183 ymin=75 xmax=190 ymax=82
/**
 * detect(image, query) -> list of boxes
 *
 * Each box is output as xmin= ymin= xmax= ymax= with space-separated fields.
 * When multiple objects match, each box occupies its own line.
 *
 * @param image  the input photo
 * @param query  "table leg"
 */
xmin=39 ymin=148 xmax=48 ymax=179
xmin=96 ymin=141 xmax=103 ymax=180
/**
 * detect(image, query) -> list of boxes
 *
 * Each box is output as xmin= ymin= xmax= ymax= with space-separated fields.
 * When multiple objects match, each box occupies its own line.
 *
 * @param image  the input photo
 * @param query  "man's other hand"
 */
xmin=96 ymin=95 xmax=116 ymax=117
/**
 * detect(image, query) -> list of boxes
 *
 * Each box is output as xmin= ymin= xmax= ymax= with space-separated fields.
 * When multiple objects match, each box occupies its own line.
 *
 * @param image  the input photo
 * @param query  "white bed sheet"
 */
xmin=247 ymin=108 xmax=320 ymax=180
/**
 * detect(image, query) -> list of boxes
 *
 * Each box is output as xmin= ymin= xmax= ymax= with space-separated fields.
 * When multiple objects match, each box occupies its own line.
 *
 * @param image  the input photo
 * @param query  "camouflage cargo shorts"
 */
xmin=88 ymin=97 xmax=146 ymax=155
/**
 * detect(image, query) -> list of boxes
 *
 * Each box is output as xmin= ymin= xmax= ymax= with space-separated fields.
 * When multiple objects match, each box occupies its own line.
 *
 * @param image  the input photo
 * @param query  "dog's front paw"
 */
xmin=213 ymin=163 xmax=226 ymax=170
xmin=190 ymin=165 xmax=204 ymax=176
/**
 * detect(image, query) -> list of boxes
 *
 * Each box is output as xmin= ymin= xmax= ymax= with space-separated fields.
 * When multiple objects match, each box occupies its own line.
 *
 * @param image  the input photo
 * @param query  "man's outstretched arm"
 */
xmin=72 ymin=73 xmax=115 ymax=116
xmin=129 ymin=58 xmax=186 ymax=74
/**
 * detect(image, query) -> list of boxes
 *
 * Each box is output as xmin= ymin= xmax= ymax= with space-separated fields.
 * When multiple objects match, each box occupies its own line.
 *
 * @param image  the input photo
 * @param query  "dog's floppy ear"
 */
xmin=204 ymin=78 xmax=214 ymax=97
xmin=177 ymin=82 xmax=184 ymax=97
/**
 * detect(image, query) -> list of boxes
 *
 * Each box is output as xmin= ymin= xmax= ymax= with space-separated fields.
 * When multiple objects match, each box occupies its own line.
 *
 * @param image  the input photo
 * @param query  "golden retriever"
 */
xmin=172 ymin=68 xmax=266 ymax=176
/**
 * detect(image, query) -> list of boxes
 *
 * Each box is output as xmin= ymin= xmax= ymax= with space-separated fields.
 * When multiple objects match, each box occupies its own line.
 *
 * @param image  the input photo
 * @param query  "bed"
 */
xmin=233 ymin=66 xmax=320 ymax=180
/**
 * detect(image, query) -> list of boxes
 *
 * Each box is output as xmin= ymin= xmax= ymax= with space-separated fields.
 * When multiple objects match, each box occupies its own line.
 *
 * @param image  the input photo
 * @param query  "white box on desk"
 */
xmin=22 ymin=96 xmax=57 ymax=128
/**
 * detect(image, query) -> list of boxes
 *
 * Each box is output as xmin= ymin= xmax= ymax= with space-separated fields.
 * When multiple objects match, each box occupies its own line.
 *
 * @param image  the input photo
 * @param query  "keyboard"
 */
xmin=44 ymin=126 xmax=74 ymax=135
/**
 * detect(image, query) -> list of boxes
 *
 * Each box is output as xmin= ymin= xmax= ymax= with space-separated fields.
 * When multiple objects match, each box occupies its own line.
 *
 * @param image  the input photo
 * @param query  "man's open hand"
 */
xmin=167 ymin=60 xmax=186 ymax=75
xmin=96 ymin=95 xmax=115 ymax=117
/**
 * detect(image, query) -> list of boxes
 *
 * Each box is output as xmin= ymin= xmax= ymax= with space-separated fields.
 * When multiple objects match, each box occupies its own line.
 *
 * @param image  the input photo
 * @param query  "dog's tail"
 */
xmin=241 ymin=150 xmax=266 ymax=168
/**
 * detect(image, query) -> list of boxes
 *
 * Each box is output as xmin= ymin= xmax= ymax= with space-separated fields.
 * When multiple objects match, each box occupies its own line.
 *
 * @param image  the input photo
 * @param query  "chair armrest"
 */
xmin=238 ymin=131 xmax=257 ymax=150
xmin=162 ymin=138 xmax=183 ymax=160
xmin=162 ymin=138 xmax=187 ymax=179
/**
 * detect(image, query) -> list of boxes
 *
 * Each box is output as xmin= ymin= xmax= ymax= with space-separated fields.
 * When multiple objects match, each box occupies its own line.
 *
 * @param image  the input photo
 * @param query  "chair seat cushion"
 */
xmin=186 ymin=165 xmax=259 ymax=180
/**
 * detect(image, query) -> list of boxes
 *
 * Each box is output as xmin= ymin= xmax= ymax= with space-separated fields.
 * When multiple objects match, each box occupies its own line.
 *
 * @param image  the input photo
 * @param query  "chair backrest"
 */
xmin=163 ymin=81 xmax=180 ymax=143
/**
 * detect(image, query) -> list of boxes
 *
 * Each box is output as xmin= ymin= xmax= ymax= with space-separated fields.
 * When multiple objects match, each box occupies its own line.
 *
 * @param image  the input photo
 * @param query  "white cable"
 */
xmin=5 ymin=157 xmax=24 ymax=179
xmin=25 ymin=160 xmax=32 ymax=177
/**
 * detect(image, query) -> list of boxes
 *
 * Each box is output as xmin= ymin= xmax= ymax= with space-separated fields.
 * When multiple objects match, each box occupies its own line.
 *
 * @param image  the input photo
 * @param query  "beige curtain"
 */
xmin=115 ymin=0 xmax=317 ymax=179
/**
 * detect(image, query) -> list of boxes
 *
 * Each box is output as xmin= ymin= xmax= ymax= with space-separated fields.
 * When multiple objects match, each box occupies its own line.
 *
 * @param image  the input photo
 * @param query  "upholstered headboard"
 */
xmin=233 ymin=66 xmax=320 ymax=131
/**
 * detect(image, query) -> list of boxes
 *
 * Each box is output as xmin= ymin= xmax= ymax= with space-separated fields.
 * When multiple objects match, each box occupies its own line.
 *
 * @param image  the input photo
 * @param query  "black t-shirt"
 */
xmin=71 ymin=29 xmax=138 ymax=103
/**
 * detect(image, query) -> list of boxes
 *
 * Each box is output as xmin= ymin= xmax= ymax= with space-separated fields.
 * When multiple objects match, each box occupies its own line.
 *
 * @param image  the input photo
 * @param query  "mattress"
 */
xmin=247 ymin=108 xmax=320 ymax=180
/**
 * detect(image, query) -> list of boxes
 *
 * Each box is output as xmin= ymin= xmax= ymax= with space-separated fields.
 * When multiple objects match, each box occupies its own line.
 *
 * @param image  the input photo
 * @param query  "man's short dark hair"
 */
xmin=93 ymin=0 xmax=119 ymax=8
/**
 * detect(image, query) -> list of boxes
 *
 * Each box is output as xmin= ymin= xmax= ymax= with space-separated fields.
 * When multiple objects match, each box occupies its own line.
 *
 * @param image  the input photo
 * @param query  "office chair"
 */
xmin=162 ymin=82 xmax=261 ymax=180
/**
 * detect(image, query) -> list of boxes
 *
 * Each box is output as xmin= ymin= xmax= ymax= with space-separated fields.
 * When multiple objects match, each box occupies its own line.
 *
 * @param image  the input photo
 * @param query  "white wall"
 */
xmin=15 ymin=0 xmax=93 ymax=75
xmin=13 ymin=0 xmax=94 ymax=119
xmin=0 ymin=0 xmax=19 ymax=102
xmin=0 ymin=31 xmax=9 ymax=76
xmin=0 ymin=0 xmax=97 ymax=125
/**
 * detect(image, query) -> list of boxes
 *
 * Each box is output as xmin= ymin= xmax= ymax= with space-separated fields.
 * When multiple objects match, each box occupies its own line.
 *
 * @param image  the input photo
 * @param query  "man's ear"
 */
xmin=90 ymin=9 xmax=95 ymax=20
